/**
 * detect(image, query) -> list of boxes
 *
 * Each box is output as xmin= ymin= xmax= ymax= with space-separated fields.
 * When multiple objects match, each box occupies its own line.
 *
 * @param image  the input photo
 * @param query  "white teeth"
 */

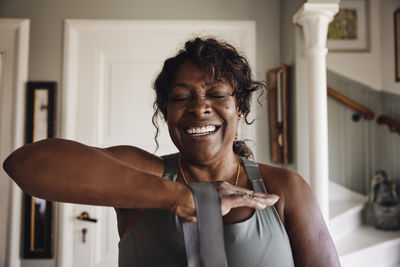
xmin=186 ymin=125 xmax=216 ymax=135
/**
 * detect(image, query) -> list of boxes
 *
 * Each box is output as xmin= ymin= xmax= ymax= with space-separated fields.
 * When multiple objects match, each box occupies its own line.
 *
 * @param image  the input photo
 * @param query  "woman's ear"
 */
xmin=236 ymin=107 xmax=242 ymax=118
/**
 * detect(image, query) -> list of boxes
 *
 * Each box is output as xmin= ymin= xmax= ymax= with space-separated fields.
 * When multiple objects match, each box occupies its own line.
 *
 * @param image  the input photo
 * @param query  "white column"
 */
xmin=293 ymin=3 xmax=338 ymax=222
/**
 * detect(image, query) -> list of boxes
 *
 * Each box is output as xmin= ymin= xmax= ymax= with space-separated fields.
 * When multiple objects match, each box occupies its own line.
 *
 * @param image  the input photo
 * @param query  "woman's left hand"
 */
xmin=213 ymin=181 xmax=279 ymax=216
xmin=172 ymin=181 xmax=279 ymax=222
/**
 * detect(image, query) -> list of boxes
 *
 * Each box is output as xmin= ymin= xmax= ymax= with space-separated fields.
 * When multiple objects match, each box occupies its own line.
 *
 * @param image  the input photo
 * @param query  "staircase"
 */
xmin=330 ymin=182 xmax=400 ymax=267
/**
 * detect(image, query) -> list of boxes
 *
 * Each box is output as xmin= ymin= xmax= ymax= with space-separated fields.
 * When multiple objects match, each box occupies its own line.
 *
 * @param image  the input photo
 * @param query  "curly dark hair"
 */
xmin=152 ymin=37 xmax=265 ymax=159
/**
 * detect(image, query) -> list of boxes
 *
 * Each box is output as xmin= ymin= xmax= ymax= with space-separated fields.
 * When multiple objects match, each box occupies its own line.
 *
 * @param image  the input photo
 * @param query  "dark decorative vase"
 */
xmin=369 ymin=170 xmax=400 ymax=231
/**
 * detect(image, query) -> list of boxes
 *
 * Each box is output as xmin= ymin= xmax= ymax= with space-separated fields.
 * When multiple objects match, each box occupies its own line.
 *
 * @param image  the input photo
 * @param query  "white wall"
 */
xmin=327 ymin=0 xmax=400 ymax=95
xmin=381 ymin=0 xmax=400 ymax=95
xmin=327 ymin=0 xmax=382 ymax=90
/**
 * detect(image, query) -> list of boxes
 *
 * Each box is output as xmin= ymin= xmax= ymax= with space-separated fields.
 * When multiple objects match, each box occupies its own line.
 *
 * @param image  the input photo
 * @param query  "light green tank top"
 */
xmin=118 ymin=154 xmax=295 ymax=267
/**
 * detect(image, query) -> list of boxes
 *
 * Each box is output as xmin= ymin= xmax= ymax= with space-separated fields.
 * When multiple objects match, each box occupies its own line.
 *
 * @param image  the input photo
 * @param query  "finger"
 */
xmin=222 ymin=193 xmax=278 ymax=210
xmin=215 ymin=181 xmax=254 ymax=195
xmin=254 ymin=194 xmax=279 ymax=207
xmin=234 ymin=195 xmax=268 ymax=209
xmin=234 ymin=187 xmax=254 ymax=195
xmin=251 ymin=192 xmax=268 ymax=198
xmin=182 ymin=215 xmax=197 ymax=223
xmin=228 ymin=191 xmax=279 ymax=205
xmin=242 ymin=192 xmax=279 ymax=205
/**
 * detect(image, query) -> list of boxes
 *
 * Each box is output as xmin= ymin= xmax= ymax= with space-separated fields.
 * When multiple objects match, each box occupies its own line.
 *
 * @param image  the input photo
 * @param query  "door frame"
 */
xmin=0 ymin=19 xmax=30 ymax=267
xmin=60 ymin=19 xmax=255 ymax=267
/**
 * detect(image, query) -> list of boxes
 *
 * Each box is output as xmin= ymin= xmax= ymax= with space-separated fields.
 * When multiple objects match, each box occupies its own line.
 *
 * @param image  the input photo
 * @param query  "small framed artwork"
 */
xmin=327 ymin=0 xmax=370 ymax=52
xmin=395 ymin=8 xmax=400 ymax=82
xmin=23 ymin=82 xmax=56 ymax=258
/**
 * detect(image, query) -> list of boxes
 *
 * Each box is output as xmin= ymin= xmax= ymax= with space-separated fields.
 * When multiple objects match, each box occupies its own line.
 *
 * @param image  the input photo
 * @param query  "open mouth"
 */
xmin=184 ymin=125 xmax=219 ymax=136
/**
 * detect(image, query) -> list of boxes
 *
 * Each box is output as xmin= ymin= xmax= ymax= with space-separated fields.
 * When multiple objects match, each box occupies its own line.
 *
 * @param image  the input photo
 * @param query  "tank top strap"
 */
xmin=161 ymin=153 xmax=180 ymax=182
xmin=240 ymin=157 xmax=268 ymax=194
xmin=160 ymin=153 xmax=268 ymax=193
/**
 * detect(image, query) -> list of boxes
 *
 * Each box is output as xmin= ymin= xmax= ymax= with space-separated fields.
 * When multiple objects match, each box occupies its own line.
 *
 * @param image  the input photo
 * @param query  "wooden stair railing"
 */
xmin=327 ymin=87 xmax=375 ymax=121
xmin=377 ymin=115 xmax=400 ymax=134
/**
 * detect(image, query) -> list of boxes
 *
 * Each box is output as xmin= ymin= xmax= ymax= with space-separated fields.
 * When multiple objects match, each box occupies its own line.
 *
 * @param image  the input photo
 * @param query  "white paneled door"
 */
xmin=61 ymin=19 xmax=255 ymax=267
xmin=0 ymin=19 xmax=29 ymax=267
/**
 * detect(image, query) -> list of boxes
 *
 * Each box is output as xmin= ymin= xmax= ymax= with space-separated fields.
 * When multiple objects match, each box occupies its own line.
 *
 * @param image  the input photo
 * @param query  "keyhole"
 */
xmin=82 ymin=228 xmax=88 ymax=243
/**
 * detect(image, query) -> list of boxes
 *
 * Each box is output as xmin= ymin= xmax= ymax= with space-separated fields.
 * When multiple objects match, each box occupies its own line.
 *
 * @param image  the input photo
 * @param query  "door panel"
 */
xmin=61 ymin=19 xmax=255 ymax=267
xmin=0 ymin=19 xmax=29 ymax=267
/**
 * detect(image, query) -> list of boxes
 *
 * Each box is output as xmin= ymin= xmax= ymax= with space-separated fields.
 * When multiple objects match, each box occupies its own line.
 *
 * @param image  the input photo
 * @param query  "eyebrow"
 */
xmin=171 ymin=82 xmax=191 ymax=89
xmin=171 ymin=81 xmax=226 ymax=89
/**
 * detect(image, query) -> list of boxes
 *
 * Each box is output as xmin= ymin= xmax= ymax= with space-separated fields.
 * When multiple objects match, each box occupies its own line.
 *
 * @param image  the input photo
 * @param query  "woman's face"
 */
xmin=166 ymin=60 xmax=240 ymax=163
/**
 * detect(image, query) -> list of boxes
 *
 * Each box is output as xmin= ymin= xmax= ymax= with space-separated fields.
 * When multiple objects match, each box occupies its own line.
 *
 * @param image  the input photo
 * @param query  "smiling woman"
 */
xmin=153 ymin=38 xmax=260 ymax=160
xmin=166 ymin=60 xmax=240 ymax=164
xmin=3 ymin=37 xmax=340 ymax=267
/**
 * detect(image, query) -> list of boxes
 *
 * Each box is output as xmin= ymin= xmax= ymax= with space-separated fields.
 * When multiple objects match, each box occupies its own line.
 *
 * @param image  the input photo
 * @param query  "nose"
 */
xmin=188 ymin=95 xmax=212 ymax=117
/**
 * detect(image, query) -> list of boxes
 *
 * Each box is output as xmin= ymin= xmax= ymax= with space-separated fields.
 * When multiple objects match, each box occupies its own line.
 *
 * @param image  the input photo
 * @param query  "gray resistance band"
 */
xmin=183 ymin=182 xmax=228 ymax=267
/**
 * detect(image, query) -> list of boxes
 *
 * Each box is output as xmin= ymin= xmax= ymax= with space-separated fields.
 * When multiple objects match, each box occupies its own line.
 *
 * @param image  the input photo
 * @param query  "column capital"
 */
xmin=293 ymin=3 xmax=339 ymax=54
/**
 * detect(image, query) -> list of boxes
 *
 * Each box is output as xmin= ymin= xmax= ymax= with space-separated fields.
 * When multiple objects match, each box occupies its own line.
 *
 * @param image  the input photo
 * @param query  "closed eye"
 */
xmin=209 ymin=95 xmax=228 ymax=99
xmin=170 ymin=93 xmax=191 ymax=101
xmin=172 ymin=97 xmax=190 ymax=102
xmin=207 ymin=92 xmax=234 ymax=99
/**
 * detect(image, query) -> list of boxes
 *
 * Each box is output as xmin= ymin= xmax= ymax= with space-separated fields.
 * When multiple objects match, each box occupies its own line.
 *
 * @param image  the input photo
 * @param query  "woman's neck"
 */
xmin=178 ymin=152 xmax=239 ymax=184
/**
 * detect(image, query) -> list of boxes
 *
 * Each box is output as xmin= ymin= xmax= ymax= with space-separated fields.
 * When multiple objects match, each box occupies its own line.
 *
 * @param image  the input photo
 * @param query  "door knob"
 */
xmin=76 ymin=211 xmax=98 ymax=223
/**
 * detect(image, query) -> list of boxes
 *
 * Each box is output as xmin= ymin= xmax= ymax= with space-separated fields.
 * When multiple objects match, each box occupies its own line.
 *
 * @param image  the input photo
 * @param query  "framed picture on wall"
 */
xmin=327 ymin=0 xmax=370 ymax=52
xmin=395 ymin=8 xmax=400 ymax=82
xmin=23 ymin=82 xmax=56 ymax=258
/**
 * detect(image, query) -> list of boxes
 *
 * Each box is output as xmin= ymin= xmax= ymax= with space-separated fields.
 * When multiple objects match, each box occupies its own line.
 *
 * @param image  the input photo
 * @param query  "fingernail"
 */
xmin=258 ymin=203 xmax=267 ymax=209
xmin=270 ymin=194 xmax=279 ymax=200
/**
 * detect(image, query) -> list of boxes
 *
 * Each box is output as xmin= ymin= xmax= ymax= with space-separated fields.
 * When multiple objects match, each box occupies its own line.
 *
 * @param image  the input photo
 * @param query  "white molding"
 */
xmin=94 ymin=51 xmax=107 ymax=146
xmin=59 ymin=21 xmax=80 ymax=267
xmin=293 ymin=3 xmax=339 ymax=24
xmin=62 ymin=20 xmax=79 ymax=141
xmin=0 ymin=18 xmax=30 ymax=267
xmin=292 ymin=3 xmax=338 ymax=222
xmin=57 ymin=203 xmax=74 ymax=267
xmin=293 ymin=3 xmax=339 ymax=53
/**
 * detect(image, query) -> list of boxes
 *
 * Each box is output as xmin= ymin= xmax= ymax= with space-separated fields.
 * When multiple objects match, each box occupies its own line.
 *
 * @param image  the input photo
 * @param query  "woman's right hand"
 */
xmin=173 ymin=181 xmax=279 ymax=222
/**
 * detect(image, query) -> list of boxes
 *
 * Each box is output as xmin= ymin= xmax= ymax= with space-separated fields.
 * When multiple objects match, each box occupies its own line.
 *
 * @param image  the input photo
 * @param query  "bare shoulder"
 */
xmin=100 ymin=145 xmax=165 ymax=177
xmin=258 ymin=163 xmax=340 ymax=266
xmin=257 ymin=163 xmax=310 ymax=223
xmin=257 ymin=163 xmax=308 ymax=193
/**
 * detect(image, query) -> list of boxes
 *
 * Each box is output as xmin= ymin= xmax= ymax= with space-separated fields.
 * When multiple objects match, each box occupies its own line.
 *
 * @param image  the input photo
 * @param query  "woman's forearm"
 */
xmin=2 ymin=138 xmax=188 ymax=212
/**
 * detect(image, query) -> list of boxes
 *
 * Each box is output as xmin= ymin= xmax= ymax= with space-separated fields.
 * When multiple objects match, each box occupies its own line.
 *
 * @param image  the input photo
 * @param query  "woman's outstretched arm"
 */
xmin=3 ymin=138 xmax=278 ymax=222
xmin=3 ymin=138 xmax=187 ymax=212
